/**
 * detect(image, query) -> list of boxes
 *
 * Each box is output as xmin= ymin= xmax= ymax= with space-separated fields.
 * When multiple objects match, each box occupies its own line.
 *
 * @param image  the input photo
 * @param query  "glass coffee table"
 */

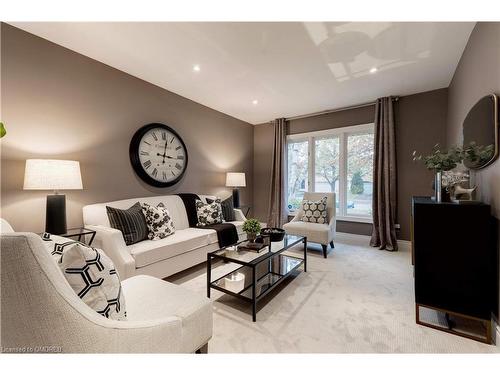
xmin=207 ymin=234 xmax=307 ymax=322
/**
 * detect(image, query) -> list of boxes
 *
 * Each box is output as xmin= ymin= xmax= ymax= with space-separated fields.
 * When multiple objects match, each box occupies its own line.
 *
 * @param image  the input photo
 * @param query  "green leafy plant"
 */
xmin=412 ymin=144 xmax=464 ymax=172
xmin=350 ymin=170 xmax=364 ymax=195
xmin=242 ymin=218 xmax=261 ymax=234
xmin=0 ymin=122 xmax=6 ymax=138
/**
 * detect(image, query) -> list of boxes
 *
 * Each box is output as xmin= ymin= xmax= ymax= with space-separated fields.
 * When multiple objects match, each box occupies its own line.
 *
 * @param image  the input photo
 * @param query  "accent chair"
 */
xmin=283 ymin=192 xmax=336 ymax=258
xmin=0 ymin=232 xmax=213 ymax=353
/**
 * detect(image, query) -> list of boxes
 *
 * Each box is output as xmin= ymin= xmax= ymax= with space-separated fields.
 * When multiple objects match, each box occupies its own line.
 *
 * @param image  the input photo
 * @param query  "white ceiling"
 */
xmin=12 ymin=22 xmax=475 ymax=124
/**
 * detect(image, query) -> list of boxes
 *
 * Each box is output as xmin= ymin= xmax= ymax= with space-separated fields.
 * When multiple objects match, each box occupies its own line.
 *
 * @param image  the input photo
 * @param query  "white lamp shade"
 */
xmin=226 ymin=172 xmax=246 ymax=187
xmin=23 ymin=159 xmax=83 ymax=190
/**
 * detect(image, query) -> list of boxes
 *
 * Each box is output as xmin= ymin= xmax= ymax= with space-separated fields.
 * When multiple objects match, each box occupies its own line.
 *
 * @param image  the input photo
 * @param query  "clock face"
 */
xmin=130 ymin=123 xmax=188 ymax=187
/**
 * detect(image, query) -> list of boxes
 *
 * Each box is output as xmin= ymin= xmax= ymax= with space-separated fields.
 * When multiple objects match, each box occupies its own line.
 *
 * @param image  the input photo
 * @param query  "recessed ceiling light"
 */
xmin=369 ymin=67 xmax=378 ymax=74
xmin=252 ymin=100 xmax=259 ymax=105
xmin=193 ymin=64 xmax=201 ymax=72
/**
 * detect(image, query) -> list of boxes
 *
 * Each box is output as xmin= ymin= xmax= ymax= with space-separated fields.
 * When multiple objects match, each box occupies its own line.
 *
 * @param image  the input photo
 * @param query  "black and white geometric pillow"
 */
xmin=141 ymin=202 xmax=176 ymax=240
xmin=195 ymin=198 xmax=224 ymax=226
xmin=43 ymin=236 xmax=127 ymax=321
xmin=301 ymin=197 xmax=328 ymax=224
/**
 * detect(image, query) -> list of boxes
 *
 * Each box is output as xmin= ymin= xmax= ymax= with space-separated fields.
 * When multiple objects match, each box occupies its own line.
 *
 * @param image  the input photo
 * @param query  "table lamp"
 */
xmin=23 ymin=159 xmax=83 ymax=235
xmin=226 ymin=172 xmax=246 ymax=208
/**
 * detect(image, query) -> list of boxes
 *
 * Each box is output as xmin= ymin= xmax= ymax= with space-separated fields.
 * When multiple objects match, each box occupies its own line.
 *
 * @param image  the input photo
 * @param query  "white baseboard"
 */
xmin=336 ymin=231 xmax=411 ymax=252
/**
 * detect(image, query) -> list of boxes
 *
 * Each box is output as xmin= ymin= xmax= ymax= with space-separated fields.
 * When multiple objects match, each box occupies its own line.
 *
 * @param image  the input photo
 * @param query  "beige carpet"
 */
xmin=168 ymin=234 xmax=499 ymax=353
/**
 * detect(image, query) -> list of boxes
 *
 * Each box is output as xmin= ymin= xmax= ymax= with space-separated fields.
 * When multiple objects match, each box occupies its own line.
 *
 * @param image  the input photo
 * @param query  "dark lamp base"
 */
xmin=232 ymin=188 xmax=240 ymax=208
xmin=45 ymin=194 xmax=67 ymax=235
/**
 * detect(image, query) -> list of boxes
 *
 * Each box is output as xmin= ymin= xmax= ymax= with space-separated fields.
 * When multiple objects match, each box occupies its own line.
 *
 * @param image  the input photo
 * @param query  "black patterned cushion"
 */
xmin=207 ymin=196 xmax=235 ymax=222
xmin=301 ymin=197 xmax=328 ymax=224
xmin=106 ymin=202 xmax=148 ymax=245
xmin=141 ymin=202 xmax=175 ymax=240
xmin=195 ymin=198 xmax=224 ymax=226
xmin=42 ymin=235 xmax=126 ymax=321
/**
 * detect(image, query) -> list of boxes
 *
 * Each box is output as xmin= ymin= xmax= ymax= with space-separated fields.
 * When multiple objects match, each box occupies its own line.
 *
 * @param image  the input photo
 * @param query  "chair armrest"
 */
xmin=85 ymin=224 xmax=136 ymax=280
xmin=328 ymin=215 xmax=336 ymax=231
xmin=328 ymin=214 xmax=337 ymax=242
xmin=234 ymin=208 xmax=246 ymax=221
xmin=289 ymin=210 xmax=302 ymax=222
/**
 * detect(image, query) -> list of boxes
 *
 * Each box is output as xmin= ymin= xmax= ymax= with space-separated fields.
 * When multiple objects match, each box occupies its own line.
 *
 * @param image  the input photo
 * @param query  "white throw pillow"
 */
xmin=42 ymin=233 xmax=127 ymax=321
xmin=141 ymin=202 xmax=176 ymax=240
xmin=196 ymin=198 xmax=224 ymax=226
xmin=300 ymin=197 xmax=328 ymax=224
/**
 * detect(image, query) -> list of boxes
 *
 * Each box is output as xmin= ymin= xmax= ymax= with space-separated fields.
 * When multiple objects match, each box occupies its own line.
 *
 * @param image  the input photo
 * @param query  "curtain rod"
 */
xmin=279 ymin=96 xmax=399 ymax=122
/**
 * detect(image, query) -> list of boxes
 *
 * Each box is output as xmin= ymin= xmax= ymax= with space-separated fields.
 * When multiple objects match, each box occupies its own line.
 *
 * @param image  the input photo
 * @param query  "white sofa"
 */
xmin=83 ymin=195 xmax=247 ymax=280
xmin=0 ymin=232 xmax=212 ymax=353
xmin=283 ymin=192 xmax=336 ymax=258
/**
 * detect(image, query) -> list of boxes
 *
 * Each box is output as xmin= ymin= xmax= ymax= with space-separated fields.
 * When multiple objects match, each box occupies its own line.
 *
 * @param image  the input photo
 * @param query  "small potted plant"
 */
xmin=412 ymin=144 xmax=463 ymax=202
xmin=242 ymin=218 xmax=261 ymax=242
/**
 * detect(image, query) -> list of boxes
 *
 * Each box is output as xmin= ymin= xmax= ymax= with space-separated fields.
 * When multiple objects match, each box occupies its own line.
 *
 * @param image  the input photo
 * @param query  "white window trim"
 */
xmin=286 ymin=123 xmax=374 ymax=224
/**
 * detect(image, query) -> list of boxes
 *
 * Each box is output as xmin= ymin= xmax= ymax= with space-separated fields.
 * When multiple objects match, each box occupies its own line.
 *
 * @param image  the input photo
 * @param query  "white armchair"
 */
xmin=283 ymin=192 xmax=336 ymax=258
xmin=0 ymin=232 xmax=212 ymax=353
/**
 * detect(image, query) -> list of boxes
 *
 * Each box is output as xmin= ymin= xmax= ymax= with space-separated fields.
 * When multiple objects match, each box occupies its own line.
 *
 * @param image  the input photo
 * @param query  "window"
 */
xmin=286 ymin=123 xmax=374 ymax=222
xmin=287 ymin=140 xmax=308 ymax=211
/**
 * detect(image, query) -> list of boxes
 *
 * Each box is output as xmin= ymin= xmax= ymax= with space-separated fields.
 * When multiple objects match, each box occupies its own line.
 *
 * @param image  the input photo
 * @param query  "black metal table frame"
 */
xmin=207 ymin=236 xmax=307 ymax=322
xmin=62 ymin=228 xmax=96 ymax=246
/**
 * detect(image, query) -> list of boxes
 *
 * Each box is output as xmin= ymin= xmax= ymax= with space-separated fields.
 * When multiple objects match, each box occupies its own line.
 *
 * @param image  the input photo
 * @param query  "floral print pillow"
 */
xmin=195 ymin=198 xmax=224 ymax=226
xmin=141 ymin=202 xmax=176 ymax=240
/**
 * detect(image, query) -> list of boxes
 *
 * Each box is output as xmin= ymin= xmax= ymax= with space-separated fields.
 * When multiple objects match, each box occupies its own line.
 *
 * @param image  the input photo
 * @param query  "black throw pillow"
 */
xmin=207 ymin=196 xmax=235 ymax=222
xmin=106 ymin=202 xmax=149 ymax=245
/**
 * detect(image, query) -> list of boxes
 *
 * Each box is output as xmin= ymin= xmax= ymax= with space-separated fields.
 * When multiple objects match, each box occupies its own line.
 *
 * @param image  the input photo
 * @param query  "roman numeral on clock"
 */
xmin=143 ymin=160 xmax=152 ymax=169
xmin=162 ymin=171 xmax=167 ymax=180
xmin=175 ymin=163 xmax=182 ymax=170
xmin=162 ymin=131 xmax=166 ymax=141
xmin=152 ymin=132 xmax=158 ymax=141
xmin=175 ymin=146 xmax=182 ymax=151
xmin=140 ymin=151 xmax=149 ymax=156
xmin=177 ymin=155 xmax=184 ymax=160
xmin=152 ymin=168 xmax=158 ymax=177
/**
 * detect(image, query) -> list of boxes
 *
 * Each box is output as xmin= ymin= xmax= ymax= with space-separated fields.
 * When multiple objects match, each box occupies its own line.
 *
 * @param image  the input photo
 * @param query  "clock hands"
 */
xmin=154 ymin=141 xmax=170 ymax=164
xmin=162 ymin=140 xmax=168 ymax=163
xmin=156 ymin=153 xmax=179 ymax=160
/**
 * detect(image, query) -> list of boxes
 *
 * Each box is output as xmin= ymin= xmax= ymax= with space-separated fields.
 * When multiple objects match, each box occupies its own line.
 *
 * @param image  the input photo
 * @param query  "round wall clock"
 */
xmin=129 ymin=123 xmax=188 ymax=187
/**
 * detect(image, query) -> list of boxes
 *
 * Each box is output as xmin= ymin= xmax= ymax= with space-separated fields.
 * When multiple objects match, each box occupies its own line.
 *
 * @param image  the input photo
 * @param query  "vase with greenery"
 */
xmin=242 ymin=218 xmax=261 ymax=242
xmin=412 ymin=144 xmax=464 ymax=202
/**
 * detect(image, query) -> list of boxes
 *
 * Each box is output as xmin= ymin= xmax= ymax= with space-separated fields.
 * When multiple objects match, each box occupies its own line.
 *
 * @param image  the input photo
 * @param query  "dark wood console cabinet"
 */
xmin=411 ymin=196 xmax=497 ymax=343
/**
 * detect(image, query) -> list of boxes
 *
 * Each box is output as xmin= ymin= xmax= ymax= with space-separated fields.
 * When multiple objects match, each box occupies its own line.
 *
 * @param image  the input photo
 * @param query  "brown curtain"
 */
xmin=267 ymin=118 xmax=287 ymax=228
xmin=370 ymin=97 xmax=398 ymax=251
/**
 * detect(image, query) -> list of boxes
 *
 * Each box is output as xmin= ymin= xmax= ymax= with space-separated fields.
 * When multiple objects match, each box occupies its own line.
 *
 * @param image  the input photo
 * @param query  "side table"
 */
xmin=42 ymin=227 xmax=97 ymax=246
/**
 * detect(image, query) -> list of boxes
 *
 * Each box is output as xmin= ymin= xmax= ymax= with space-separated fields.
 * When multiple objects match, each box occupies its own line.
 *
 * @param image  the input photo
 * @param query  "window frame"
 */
xmin=286 ymin=123 xmax=374 ymax=224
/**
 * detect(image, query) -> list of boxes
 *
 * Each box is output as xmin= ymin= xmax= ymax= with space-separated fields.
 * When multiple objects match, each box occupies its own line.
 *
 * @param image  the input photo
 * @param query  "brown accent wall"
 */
xmin=446 ymin=22 xmax=500 ymax=317
xmin=447 ymin=22 xmax=500 ymax=218
xmin=396 ymin=89 xmax=448 ymax=239
xmin=0 ymin=24 xmax=254 ymax=232
xmin=253 ymin=88 xmax=449 ymax=240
